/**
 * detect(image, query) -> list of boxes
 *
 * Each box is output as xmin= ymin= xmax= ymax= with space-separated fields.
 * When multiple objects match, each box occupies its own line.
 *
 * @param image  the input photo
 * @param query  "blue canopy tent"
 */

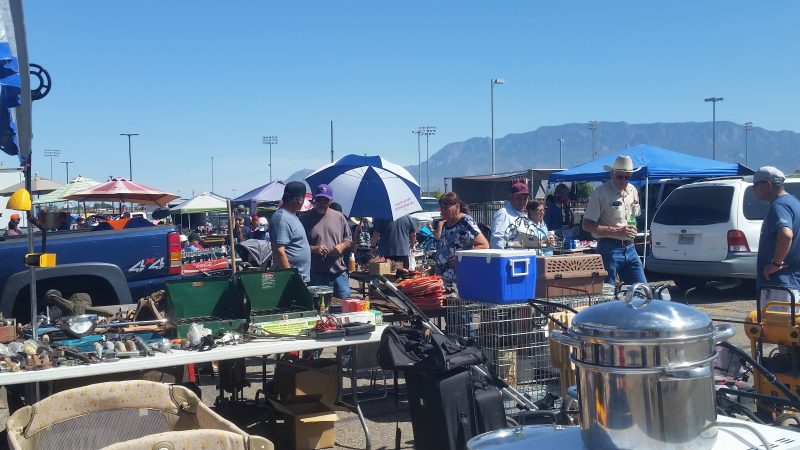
xmin=549 ymin=144 xmax=755 ymax=267
xmin=549 ymin=144 xmax=753 ymax=182
xmin=232 ymin=180 xmax=286 ymax=213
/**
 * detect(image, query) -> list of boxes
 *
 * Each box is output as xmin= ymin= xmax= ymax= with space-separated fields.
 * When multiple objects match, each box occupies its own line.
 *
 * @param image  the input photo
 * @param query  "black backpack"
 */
xmin=378 ymin=325 xmax=486 ymax=373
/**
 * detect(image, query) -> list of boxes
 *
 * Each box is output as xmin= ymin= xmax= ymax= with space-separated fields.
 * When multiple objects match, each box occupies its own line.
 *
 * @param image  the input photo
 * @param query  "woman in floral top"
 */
xmin=434 ymin=192 xmax=489 ymax=286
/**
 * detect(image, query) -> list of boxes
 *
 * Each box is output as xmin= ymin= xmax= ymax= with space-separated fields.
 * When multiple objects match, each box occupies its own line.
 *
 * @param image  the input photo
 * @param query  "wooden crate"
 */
xmin=535 ymin=254 xmax=607 ymax=298
xmin=0 ymin=318 xmax=17 ymax=343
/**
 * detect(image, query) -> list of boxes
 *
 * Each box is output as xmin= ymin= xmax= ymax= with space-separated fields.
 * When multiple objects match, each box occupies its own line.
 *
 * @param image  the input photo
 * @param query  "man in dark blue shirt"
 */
xmin=371 ymin=214 xmax=417 ymax=269
xmin=754 ymin=166 xmax=800 ymax=301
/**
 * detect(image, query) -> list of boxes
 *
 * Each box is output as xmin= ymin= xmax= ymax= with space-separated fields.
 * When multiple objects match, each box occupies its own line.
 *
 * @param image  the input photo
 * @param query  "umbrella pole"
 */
xmin=227 ymin=199 xmax=237 ymax=275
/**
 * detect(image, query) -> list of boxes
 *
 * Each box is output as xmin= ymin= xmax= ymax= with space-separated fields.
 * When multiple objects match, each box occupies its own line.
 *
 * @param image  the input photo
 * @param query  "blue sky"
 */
xmin=16 ymin=1 xmax=800 ymax=198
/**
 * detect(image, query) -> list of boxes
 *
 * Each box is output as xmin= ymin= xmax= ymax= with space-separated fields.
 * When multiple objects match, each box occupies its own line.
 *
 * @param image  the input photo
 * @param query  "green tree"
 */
xmin=575 ymin=182 xmax=593 ymax=201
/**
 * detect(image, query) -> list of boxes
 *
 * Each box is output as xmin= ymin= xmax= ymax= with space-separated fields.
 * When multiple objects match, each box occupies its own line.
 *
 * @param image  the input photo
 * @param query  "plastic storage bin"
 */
xmin=455 ymin=249 xmax=538 ymax=304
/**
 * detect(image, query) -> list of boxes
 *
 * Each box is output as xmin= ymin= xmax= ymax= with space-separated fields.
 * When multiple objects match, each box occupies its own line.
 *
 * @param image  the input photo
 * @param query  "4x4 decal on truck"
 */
xmin=129 ymin=257 xmax=166 ymax=273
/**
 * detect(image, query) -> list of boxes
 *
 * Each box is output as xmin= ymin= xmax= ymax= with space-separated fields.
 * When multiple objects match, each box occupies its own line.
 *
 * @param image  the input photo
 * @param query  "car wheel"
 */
xmin=673 ymin=276 xmax=706 ymax=291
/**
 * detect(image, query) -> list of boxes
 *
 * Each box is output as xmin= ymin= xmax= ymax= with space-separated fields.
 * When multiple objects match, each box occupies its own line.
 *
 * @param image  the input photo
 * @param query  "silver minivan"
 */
xmin=646 ymin=176 xmax=800 ymax=289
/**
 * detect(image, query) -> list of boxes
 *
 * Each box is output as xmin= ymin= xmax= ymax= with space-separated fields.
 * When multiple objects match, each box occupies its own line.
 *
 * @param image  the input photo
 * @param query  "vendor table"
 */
xmin=0 ymin=326 xmax=387 ymax=449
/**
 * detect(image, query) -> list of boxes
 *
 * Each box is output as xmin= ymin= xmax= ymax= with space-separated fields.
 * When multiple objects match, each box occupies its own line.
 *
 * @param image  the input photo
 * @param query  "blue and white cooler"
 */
xmin=455 ymin=249 xmax=538 ymax=304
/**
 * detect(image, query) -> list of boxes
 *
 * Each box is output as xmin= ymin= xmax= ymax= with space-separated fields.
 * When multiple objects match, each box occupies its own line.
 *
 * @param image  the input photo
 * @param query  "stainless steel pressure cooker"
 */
xmin=551 ymin=287 xmax=735 ymax=450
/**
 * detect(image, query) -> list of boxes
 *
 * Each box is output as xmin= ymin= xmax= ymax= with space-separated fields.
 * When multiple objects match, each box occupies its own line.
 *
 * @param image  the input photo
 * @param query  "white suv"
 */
xmin=409 ymin=196 xmax=440 ymax=231
xmin=646 ymin=176 xmax=800 ymax=289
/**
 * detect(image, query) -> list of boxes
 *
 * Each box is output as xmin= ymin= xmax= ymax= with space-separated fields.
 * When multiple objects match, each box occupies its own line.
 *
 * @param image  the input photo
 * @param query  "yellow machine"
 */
xmin=745 ymin=299 xmax=800 ymax=411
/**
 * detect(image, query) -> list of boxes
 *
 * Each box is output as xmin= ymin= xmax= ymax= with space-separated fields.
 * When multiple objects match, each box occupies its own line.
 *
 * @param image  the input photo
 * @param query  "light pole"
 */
xmin=419 ymin=126 xmax=436 ymax=193
xmin=587 ymin=121 xmax=599 ymax=158
xmin=262 ymin=136 xmax=278 ymax=182
xmin=211 ymin=157 xmax=215 ymax=193
xmin=412 ymin=129 xmax=423 ymax=184
xmin=704 ymin=97 xmax=724 ymax=160
xmin=119 ymin=133 xmax=139 ymax=180
xmin=559 ymin=138 xmax=565 ymax=169
xmin=60 ymin=161 xmax=74 ymax=183
xmin=43 ymin=149 xmax=60 ymax=180
xmin=744 ymin=122 xmax=753 ymax=167
xmin=490 ymin=78 xmax=504 ymax=174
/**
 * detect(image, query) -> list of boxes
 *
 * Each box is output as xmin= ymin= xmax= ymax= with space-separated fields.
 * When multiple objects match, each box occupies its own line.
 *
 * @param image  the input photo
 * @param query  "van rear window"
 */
xmin=653 ymin=186 xmax=733 ymax=225
xmin=743 ymin=182 xmax=800 ymax=220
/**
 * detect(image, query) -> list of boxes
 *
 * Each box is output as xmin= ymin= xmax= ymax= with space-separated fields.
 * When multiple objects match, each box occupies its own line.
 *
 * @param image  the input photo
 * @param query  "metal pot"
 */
xmin=550 ymin=287 xmax=735 ymax=450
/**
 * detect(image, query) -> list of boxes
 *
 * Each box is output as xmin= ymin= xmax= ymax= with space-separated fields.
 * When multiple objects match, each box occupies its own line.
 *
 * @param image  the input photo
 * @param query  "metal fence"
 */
xmin=467 ymin=202 xmax=504 ymax=228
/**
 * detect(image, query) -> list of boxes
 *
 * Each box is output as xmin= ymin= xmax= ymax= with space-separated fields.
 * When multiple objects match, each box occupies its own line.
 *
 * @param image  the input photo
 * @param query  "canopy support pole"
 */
xmin=643 ymin=177 xmax=649 ymax=268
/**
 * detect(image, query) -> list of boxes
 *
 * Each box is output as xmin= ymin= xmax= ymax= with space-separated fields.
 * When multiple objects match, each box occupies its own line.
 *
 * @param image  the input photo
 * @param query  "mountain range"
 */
xmin=288 ymin=121 xmax=800 ymax=192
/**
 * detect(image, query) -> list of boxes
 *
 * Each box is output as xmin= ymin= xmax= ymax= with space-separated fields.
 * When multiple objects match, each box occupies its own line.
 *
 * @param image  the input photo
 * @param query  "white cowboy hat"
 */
xmin=603 ymin=155 xmax=641 ymax=173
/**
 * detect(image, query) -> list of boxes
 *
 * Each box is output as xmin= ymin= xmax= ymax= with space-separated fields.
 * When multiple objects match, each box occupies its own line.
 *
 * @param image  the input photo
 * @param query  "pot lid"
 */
xmin=571 ymin=297 xmax=713 ymax=340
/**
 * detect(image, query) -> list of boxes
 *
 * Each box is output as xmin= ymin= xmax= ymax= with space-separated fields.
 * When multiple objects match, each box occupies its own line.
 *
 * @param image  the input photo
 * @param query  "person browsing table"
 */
xmin=490 ymin=180 xmax=531 ymax=249
xmin=582 ymin=155 xmax=646 ymax=285
xmin=434 ymin=192 xmax=489 ymax=287
xmin=269 ymin=181 xmax=311 ymax=283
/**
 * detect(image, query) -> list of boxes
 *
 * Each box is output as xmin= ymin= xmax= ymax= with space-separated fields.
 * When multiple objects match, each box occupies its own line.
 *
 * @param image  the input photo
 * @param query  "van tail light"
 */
xmin=727 ymin=230 xmax=750 ymax=253
xmin=168 ymin=231 xmax=182 ymax=275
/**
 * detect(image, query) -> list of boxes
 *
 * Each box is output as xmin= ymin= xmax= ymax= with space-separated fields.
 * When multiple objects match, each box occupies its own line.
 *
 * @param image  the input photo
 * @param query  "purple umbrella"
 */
xmin=232 ymin=180 xmax=286 ymax=212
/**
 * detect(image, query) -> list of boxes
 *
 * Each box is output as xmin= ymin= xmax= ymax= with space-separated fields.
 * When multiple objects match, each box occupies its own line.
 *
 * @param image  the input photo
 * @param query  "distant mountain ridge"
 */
xmin=288 ymin=121 xmax=800 ymax=191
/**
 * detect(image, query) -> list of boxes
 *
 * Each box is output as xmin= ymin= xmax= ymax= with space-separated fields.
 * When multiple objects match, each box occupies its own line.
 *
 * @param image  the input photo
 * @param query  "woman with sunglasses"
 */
xmin=434 ymin=192 xmax=489 ymax=287
xmin=582 ymin=155 xmax=647 ymax=286
xmin=526 ymin=200 xmax=556 ymax=256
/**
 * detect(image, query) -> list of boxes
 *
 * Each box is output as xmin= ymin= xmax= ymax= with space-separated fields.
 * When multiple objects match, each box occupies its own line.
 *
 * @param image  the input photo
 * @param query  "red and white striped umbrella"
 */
xmin=65 ymin=177 xmax=179 ymax=206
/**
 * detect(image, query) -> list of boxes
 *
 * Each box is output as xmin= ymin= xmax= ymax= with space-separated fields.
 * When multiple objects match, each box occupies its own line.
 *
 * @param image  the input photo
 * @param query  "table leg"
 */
xmin=336 ymin=345 xmax=371 ymax=450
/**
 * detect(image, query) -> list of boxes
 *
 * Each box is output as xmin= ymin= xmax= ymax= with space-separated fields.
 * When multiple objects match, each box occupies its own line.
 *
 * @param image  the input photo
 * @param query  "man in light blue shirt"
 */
xmin=490 ymin=181 xmax=531 ymax=249
xmin=269 ymin=181 xmax=311 ymax=283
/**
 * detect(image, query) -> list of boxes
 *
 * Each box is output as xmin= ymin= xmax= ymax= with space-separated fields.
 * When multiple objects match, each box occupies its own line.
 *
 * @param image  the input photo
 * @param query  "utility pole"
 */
xmin=60 ymin=161 xmax=74 ymax=183
xmin=262 ymin=136 xmax=278 ymax=182
xmin=43 ymin=149 xmax=60 ymax=180
xmin=744 ymin=122 xmax=753 ymax=167
xmin=211 ymin=157 xmax=215 ymax=193
xmin=587 ymin=121 xmax=599 ymax=159
xmin=119 ymin=133 xmax=139 ymax=180
xmin=418 ymin=126 xmax=436 ymax=193
xmin=704 ymin=97 xmax=724 ymax=160
xmin=330 ymin=121 xmax=334 ymax=163
xmin=559 ymin=139 xmax=565 ymax=169
xmin=490 ymin=78 xmax=505 ymax=174
xmin=412 ymin=129 xmax=423 ymax=184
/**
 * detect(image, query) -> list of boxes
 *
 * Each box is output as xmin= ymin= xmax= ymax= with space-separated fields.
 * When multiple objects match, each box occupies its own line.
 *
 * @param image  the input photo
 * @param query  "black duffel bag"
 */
xmin=378 ymin=325 xmax=486 ymax=373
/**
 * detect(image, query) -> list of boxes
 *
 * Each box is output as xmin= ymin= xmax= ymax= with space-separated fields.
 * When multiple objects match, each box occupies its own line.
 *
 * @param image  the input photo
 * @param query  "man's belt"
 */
xmin=598 ymin=237 xmax=634 ymax=246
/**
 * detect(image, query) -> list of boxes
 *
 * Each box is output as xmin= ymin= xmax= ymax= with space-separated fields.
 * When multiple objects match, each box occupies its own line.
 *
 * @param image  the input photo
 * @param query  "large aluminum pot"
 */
xmin=551 ymin=294 xmax=735 ymax=450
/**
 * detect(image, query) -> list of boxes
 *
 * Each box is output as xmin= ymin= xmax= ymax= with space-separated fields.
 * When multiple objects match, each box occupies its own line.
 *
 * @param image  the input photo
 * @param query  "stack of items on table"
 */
xmin=397 ymin=275 xmax=446 ymax=311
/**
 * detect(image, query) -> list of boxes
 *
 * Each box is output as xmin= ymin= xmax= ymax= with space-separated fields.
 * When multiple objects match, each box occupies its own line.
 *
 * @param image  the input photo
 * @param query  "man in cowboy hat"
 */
xmin=490 ymin=179 xmax=532 ymax=249
xmin=300 ymin=184 xmax=353 ymax=297
xmin=582 ymin=155 xmax=647 ymax=285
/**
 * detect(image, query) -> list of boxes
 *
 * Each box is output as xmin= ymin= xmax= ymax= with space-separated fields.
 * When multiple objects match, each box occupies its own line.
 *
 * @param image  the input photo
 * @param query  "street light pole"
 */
xmin=412 ymin=129 xmax=423 ymax=184
xmin=744 ymin=121 xmax=753 ymax=167
xmin=211 ymin=157 xmax=215 ymax=193
xmin=587 ymin=121 xmax=598 ymax=158
xmin=262 ymin=136 xmax=278 ymax=182
xmin=559 ymin=138 xmax=565 ymax=169
xmin=704 ymin=97 xmax=724 ymax=160
xmin=490 ymin=78 xmax=505 ymax=175
xmin=419 ymin=126 xmax=436 ymax=193
xmin=43 ymin=149 xmax=60 ymax=180
xmin=119 ymin=133 xmax=139 ymax=180
xmin=60 ymin=161 xmax=74 ymax=183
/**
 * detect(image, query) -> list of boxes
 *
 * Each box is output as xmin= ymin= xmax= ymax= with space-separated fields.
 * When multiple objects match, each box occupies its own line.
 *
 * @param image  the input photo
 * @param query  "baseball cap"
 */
xmin=283 ymin=181 xmax=307 ymax=199
xmin=9 ymin=213 xmax=20 ymax=220
xmin=314 ymin=183 xmax=334 ymax=200
xmin=510 ymin=181 xmax=529 ymax=195
xmin=179 ymin=234 xmax=188 ymax=243
xmin=754 ymin=166 xmax=785 ymax=185
xmin=257 ymin=217 xmax=268 ymax=231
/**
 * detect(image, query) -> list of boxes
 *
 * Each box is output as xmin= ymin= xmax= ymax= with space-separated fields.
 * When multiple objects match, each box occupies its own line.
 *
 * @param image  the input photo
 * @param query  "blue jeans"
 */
xmin=595 ymin=240 xmax=647 ymax=286
xmin=309 ymin=271 xmax=352 ymax=299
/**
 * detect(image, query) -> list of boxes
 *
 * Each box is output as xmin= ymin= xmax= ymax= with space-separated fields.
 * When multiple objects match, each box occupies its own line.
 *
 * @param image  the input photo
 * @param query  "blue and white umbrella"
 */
xmin=305 ymin=154 xmax=422 ymax=221
xmin=0 ymin=0 xmax=30 ymax=165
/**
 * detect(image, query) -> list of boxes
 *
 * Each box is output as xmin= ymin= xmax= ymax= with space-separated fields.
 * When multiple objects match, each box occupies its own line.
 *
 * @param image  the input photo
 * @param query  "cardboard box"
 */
xmin=269 ymin=395 xmax=339 ymax=450
xmin=535 ymin=254 xmax=607 ymax=298
xmin=368 ymin=261 xmax=393 ymax=275
xmin=275 ymin=358 xmax=338 ymax=407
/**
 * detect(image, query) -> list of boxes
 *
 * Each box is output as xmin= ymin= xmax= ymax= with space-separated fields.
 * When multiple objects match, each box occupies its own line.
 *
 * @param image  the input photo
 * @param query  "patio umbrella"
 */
xmin=32 ymin=176 xmax=99 ymax=203
xmin=305 ymin=154 xmax=422 ymax=221
xmin=0 ymin=175 xmax=63 ymax=196
xmin=66 ymin=177 xmax=179 ymax=211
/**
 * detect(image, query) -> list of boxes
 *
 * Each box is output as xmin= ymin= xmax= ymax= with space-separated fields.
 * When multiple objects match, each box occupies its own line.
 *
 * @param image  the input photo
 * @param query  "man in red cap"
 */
xmin=490 ymin=180 xmax=531 ymax=248
xmin=4 ymin=213 xmax=23 ymax=237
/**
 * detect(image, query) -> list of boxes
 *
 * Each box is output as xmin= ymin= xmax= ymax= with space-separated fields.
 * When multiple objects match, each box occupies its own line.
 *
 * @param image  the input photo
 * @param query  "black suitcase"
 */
xmin=473 ymin=373 xmax=507 ymax=434
xmin=406 ymin=368 xmax=477 ymax=450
